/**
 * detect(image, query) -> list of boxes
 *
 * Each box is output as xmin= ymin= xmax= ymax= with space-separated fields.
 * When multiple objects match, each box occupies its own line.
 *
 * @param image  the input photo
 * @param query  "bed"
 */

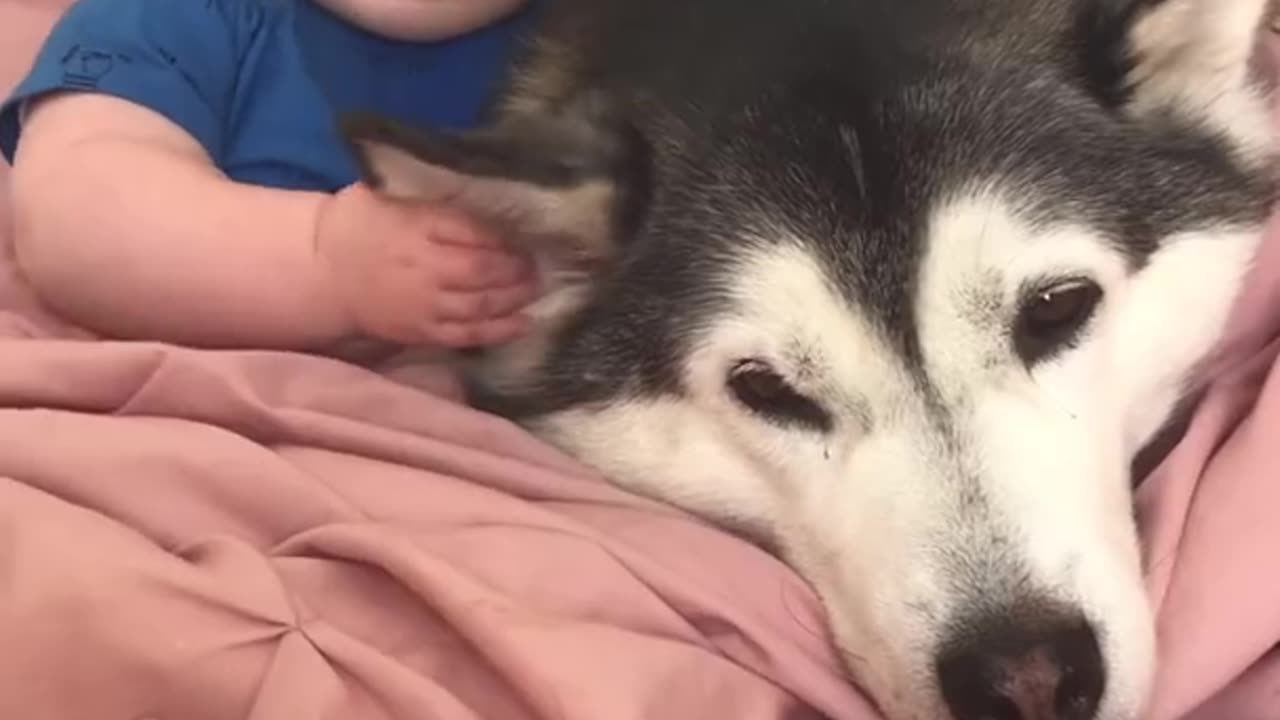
xmin=2 ymin=3 xmax=1279 ymax=718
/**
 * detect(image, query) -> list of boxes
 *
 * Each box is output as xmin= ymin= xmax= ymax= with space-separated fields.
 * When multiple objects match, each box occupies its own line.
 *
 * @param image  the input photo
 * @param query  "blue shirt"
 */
xmin=0 ymin=0 xmax=541 ymax=192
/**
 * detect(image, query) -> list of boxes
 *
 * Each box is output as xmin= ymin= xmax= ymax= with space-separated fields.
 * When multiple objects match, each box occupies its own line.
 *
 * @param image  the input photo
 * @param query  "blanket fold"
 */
xmin=0 ymin=338 xmax=873 ymax=720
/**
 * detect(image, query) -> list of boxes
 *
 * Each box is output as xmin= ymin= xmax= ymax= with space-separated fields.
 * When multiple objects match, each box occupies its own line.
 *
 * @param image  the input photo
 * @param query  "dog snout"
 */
xmin=936 ymin=612 xmax=1105 ymax=720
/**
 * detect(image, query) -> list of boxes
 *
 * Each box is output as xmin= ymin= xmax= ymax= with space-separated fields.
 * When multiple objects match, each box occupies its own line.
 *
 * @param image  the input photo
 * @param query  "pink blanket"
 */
xmin=2 ymin=5 xmax=1280 ymax=719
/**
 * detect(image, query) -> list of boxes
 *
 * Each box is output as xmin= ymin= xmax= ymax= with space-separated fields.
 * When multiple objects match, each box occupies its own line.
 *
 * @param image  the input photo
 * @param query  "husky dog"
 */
xmin=340 ymin=0 xmax=1279 ymax=718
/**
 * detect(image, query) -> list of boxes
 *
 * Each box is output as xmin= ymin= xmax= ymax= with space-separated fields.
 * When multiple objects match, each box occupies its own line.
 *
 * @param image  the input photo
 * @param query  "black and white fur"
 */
xmin=340 ymin=1 xmax=1279 ymax=718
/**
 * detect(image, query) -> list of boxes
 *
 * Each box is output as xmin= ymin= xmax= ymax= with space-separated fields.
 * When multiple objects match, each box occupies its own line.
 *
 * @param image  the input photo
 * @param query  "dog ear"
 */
xmin=339 ymin=99 xmax=644 ymax=277
xmin=1085 ymin=0 xmax=1276 ymax=158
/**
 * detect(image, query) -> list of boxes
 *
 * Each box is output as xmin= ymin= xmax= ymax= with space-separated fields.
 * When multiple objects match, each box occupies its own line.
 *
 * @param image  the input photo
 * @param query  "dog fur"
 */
xmin=340 ymin=1 xmax=1279 ymax=718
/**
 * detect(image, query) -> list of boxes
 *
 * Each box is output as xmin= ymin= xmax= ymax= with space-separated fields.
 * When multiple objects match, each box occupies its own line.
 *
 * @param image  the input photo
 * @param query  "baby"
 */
xmin=0 ymin=0 xmax=543 ymax=354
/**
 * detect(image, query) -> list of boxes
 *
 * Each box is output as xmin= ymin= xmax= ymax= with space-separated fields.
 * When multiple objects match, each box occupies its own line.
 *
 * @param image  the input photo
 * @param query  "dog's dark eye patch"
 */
xmin=1013 ymin=277 xmax=1104 ymax=366
xmin=727 ymin=359 xmax=833 ymax=432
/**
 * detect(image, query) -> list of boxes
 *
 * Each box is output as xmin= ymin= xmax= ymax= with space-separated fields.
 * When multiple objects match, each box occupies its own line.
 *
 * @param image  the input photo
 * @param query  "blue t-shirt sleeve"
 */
xmin=0 ymin=0 xmax=253 ymax=165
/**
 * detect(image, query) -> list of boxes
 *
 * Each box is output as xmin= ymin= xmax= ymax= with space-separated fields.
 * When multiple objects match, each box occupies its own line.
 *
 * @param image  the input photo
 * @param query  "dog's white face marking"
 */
xmin=532 ymin=187 xmax=1262 ymax=720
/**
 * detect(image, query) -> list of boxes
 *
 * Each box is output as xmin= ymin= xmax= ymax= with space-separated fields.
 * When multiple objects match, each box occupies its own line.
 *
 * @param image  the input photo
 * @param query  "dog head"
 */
xmin=342 ymin=0 xmax=1278 ymax=718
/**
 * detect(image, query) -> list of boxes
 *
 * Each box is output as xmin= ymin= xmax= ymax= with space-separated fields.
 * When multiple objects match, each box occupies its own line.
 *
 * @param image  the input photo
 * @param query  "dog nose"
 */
xmin=936 ymin=613 xmax=1105 ymax=720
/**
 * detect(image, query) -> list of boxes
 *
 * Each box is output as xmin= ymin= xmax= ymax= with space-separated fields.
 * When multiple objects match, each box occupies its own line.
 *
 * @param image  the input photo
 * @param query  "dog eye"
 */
xmin=727 ymin=360 xmax=832 ymax=432
xmin=1014 ymin=279 xmax=1103 ymax=364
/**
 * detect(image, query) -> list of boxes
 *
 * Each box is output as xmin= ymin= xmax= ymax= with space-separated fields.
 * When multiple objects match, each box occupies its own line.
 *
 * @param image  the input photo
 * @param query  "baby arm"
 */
xmin=11 ymin=92 xmax=353 ymax=349
xmin=4 ymin=0 xmax=535 ymax=350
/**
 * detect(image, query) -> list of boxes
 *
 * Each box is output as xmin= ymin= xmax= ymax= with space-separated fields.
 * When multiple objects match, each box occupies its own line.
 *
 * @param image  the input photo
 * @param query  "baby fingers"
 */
xmin=435 ymin=245 xmax=535 ymax=291
xmin=426 ymin=315 xmax=532 ymax=349
xmin=433 ymin=283 xmax=539 ymax=322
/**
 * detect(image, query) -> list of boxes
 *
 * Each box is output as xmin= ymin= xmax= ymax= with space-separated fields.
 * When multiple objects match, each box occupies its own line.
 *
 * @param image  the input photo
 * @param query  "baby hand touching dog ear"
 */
xmin=315 ymin=180 xmax=538 ymax=349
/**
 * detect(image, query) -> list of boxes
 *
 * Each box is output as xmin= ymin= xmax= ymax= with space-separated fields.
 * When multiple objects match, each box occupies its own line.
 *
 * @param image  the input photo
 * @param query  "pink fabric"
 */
xmin=0 ymin=341 xmax=871 ymax=720
xmin=2 ymin=3 xmax=1280 ymax=718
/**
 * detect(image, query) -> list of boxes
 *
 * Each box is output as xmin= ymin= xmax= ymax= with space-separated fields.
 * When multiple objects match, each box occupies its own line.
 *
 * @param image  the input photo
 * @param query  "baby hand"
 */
xmin=316 ymin=181 xmax=538 ymax=348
